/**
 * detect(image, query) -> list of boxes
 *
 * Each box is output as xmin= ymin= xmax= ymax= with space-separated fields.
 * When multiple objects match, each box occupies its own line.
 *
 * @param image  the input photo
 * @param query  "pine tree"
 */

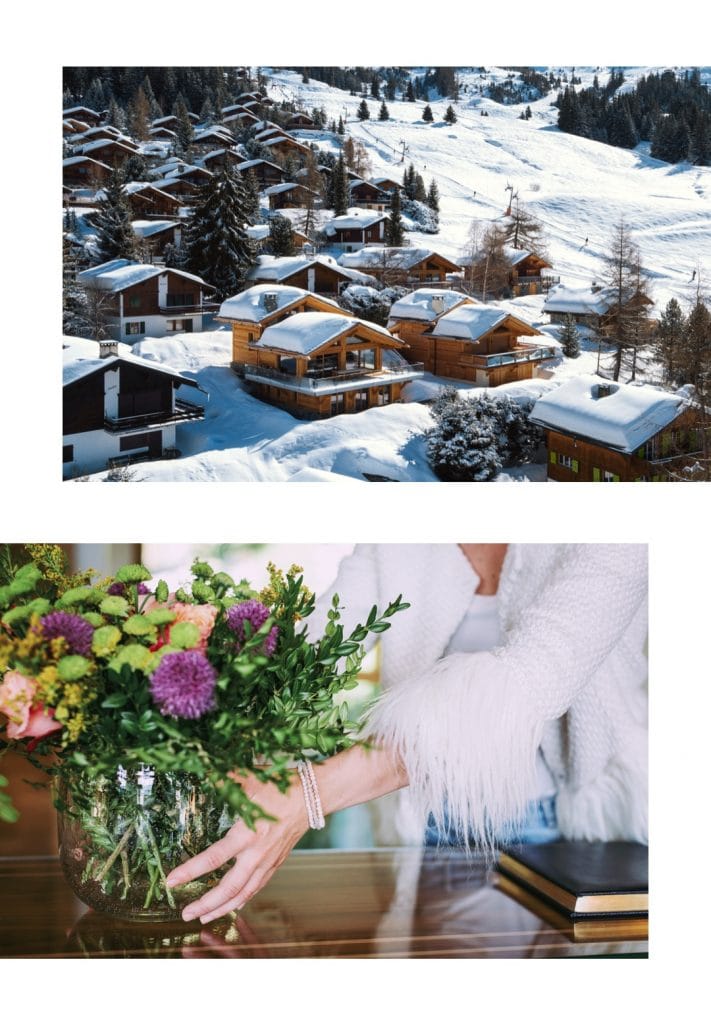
xmin=692 ymin=112 xmax=710 ymax=165
xmin=174 ymin=97 xmax=194 ymax=158
xmin=443 ymin=105 xmax=457 ymax=124
xmin=413 ymin=172 xmax=427 ymax=203
xmin=378 ymin=101 xmax=390 ymax=121
xmin=268 ymin=215 xmax=295 ymax=256
xmin=402 ymin=163 xmax=415 ymax=199
xmin=242 ymin=169 xmax=261 ymax=225
xmin=426 ymin=388 xmax=502 ymax=482
xmin=559 ymin=314 xmax=581 ymax=358
xmin=679 ymin=297 xmax=711 ymax=385
xmin=330 ymin=154 xmax=349 ymax=216
xmin=525 ymin=105 xmax=532 ymax=120
xmin=406 ymin=81 xmax=415 ymax=102
xmin=426 ymin=179 xmax=440 ymax=213
xmin=122 ymin=153 xmax=148 ymax=182
xmin=92 ymin=169 xmax=138 ymax=265
xmin=185 ymin=167 xmax=257 ymax=300
xmin=107 ymin=97 xmax=127 ymax=132
xmin=357 ymin=99 xmax=370 ymax=121
xmin=654 ymin=297 xmax=686 ymax=383
xmin=422 ymin=104 xmax=434 ymax=123
xmin=384 ymin=188 xmax=405 ymax=247
xmin=370 ymin=75 xmax=380 ymax=99
xmin=337 ymin=115 xmax=345 ymax=135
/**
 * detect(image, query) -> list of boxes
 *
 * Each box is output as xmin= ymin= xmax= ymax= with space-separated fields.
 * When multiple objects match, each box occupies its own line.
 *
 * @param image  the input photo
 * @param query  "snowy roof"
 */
xmin=218 ymin=284 xmax=342 ymax=323
xmin=78 ymin=138 xmax=138 ymax=155
xmin=543 ymin=285 xmax=615 ymax=316
xmin=247 ymin=254 xmax=354 ymax=284
xmin=63 ymin=155 xmax=111 ymax=170
xmin=63 ymin=106 xmax=100 ymax=118
xmin=339 ymin=247 xmax=457 ymax=272
xmin=264 ymin=182 xmax=302 ymax=196
xmin=324 ymin=209 xmax=388 ymax=234
xmin=151 ymin=159 xmax=206 ymax=178
xmin=237 ymin=158 xmax=282 ymax=172
xmin=349 ymin=179 xmax=387 ymax=194
xmin=149 ymin=126 xmax=177 ymax=138
xmin=63 ymin=351 xmax=199 ymax=388
xmin=432 ymin=303 xmax=540 ymax=341
xmin=194 ymin=128 xmax=234 ymax=142
xmin=78 ymin=259 xmax=207 ymax=292
xmin=246 ymin=224 xmax=271 ymax=241
xmin=529 ymin=375 xmax=687 ymax=451
xmin=388 ymin=288 xmax=474 ymax=323
xmin=255 ymin=312 xmax=395 ymax=355
xmin=131 ymin=219 xmax=178 ymax=238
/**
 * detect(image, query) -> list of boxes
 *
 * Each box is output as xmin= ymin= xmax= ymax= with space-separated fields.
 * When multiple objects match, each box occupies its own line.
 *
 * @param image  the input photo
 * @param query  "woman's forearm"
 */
xmin=312 ymin=743 xmax=409 ymax=817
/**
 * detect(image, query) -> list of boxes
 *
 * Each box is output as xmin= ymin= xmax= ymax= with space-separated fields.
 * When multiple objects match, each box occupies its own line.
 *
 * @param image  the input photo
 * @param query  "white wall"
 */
xmin=63 ymin=423 xmax=176 ymax=479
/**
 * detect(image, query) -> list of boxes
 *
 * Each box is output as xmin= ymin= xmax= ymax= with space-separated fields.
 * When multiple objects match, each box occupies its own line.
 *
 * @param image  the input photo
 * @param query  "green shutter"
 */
xmin=613 ymin=474 xmax=621 ymax=482
xmin=549 ymin=451 xmax=557 ymax=464
xmin=637 ymin=445 xmax=645 ymax=458
xmin=661 ymin=433 xmax=671 ymax=456
xmin=593 ymin=467 xmax=601 ymax=481
xmin=572 ymin=459 xmax=579 ymax=473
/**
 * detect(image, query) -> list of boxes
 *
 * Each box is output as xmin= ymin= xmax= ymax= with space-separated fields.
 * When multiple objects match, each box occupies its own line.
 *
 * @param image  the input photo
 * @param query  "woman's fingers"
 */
xmin=198 ymin=869 xmax=268 ymax=925
xmin=166 ymin=829 xmax=243 ymax=889
xmin=181 ymin=854 xmax=260 ymax=921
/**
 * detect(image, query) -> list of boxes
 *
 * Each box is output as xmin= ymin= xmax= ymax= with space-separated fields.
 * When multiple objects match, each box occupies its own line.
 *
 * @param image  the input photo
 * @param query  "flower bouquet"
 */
xmin=0 ymin=545 xmax=409 ymax=921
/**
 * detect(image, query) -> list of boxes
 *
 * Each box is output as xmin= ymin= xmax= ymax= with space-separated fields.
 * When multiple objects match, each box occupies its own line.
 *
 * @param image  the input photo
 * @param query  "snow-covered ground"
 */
xmin=69 ymin=66 xmax=711 ymax=483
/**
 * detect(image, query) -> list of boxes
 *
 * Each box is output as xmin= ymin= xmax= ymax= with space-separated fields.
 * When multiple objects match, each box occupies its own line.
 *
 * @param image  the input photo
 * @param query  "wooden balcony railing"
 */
xmin=103 ymin=398 xmax=205 ymax=432
xmin=243 ymin=361 xmax=424 ymax=392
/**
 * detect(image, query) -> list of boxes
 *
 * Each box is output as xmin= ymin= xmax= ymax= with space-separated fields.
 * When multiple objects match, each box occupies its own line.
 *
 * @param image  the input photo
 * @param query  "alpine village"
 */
xmin=62 ymin=66 xmax=711 ymax=482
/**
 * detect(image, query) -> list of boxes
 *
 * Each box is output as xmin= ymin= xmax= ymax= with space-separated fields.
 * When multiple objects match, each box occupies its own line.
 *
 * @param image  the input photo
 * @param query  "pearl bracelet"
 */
xmin=296 ymin=759 xmax=325 ymax=830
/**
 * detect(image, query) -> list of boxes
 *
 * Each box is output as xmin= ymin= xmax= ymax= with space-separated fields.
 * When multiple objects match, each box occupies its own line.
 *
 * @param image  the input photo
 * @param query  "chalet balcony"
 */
xmin=103 ymin=398 xmax=205 ymax=433
xmin=468 ymin=345 xmax=558 ymax=369
xmin=158 ymin=301 xmax=220 ymax=314
xmin=242 ymin=362 xmax=424 ymax=394
xmin=107 ymin=447 xmax=181 ymax=470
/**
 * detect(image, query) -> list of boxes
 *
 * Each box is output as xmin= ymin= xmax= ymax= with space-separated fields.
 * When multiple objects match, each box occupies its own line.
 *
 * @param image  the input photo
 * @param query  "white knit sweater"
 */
xmin=309 ymin=544 xmax=648 ymax=848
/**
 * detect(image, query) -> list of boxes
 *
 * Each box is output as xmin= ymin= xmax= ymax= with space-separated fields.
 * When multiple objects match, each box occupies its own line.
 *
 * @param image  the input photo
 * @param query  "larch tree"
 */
xmin=599 ymin=219 xmax=649 ymax=381
xmin=184 ymin=166 xmax=257 ymax=300
xmin=128 ymin=86 xmax=151 ymax=141
xmin=506 ymin=199 xmax=547 ymax=254
xmin=468 ymin=223 xmax=511 ymax=299
xmin=679 ymin=294 xmax=711 ymax=385
xmin=91 ymin=169 xmax=138 ymax=265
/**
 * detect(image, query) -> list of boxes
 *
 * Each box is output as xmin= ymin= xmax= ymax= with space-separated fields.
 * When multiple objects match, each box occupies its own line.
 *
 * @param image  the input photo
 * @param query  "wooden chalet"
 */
xmin=544 ymin=285 xmax=655 ymax=337
xmin=76 ymin=139 xmax=140 ymax=168
xmin=390 ymin=299 xmax=556 ymax=386
xmin=339 ymin=247 xmax=462 ymax=286
xmin=216 ymin=283 xmax=346 ymax=367
xmin=323 ymin=210 xmax=389 ymax=251
xmin=63 ymin=155 xmax=113 ymax=189
xmin=530 ymin=375 xmax=707 ymax=481
xmin=235 ymin=311 xmax=423 ymax=419
xmin=236 ymin=158 xmax=285 ymax=189
xmin=506 ymin=248 xmax=556 ymax=296
xmin=348 ymin=180 xmax=390 ymax=211
xmin=260 ymin=135 xmax=311 ymax=161
xmin=148 ymin=126 xmax=177 ymax=142
xmin=264 ymin=182 xmax=320 ymax=210
xmin=64 ymin=118 xmax=90 ymax=135
xmin=192 ymin=127 xmax=235 ymax=152
xmin=152 ymin=115 xmax=180 ymax=131
xmin=200 ymin=148 xmax=243 ymax=172
xmin=247 ymin=255 xmax=372 ymax=296
xmin=372 ymin=176 xmax=402 ymax=194
xmin=77 ymin=259 xmax=217 ymax=341
xmin=63 ymin=106 xmax=101 ymax=126
xmin=72 ymin=125 xmax=124 ymax=145
xmin=286 ymin=112 xmax=316 ymax=131
xmin=63 ymin=344 xmax=207 ymax=478
xmin=132 ymin=220 xmax=181 ymax=257
xmin=121 ymin=183 xmax=183 ymax=219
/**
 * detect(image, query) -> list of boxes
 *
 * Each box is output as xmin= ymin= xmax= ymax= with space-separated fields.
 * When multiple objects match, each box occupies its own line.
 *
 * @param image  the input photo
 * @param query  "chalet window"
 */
xmin=166 ymin=319 xmax=189 ymax=332
xmin=125 ymin=322 xmax=145 ymax=336
xmin=120 ymin=433 xmax=150 ymax=452
xmin=165 ymin=292 xmax=195 ymax=307
xmin=354 ymin=391 xmax=369 ymax=412
xmin=330 ymin=394 xmax=345 ymax=416
xmin=556 ymin=453 xmax=579 ymax=472
xmin=376 ymin=386 xmax=391 ymax=406
xmin=602 ymin=470 xmax=620 ymax=482
xmin=63 ymin=444 xmax=74 ymax=464
xmin=129 ymin=295 xmax=141 ymax=309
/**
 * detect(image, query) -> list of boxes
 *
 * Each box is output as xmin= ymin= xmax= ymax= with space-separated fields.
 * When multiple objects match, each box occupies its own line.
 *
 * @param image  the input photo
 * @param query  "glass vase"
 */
xmin=57 ymin=765 xmax=232 ymax=922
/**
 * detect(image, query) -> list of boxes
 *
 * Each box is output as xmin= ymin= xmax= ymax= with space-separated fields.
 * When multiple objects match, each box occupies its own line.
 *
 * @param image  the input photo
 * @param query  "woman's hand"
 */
xmin=166 ymin=772 xmax=309 ymax=924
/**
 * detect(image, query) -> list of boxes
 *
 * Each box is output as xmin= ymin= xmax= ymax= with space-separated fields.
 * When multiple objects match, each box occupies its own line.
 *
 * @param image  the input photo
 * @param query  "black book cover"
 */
xmin=496 ymin=841 xmax=648 ymax=918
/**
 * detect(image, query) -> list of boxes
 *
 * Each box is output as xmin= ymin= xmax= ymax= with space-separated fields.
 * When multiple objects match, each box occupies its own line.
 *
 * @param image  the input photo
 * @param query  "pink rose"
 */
xmin=171 ymin=603 xmax=219 ymax=652
xmin=0 ymin=671 xmax=62 ymax=742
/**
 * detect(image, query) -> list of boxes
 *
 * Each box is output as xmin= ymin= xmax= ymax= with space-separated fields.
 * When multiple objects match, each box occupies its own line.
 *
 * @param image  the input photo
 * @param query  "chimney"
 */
xmin=430 ymin=294 xmax=446 ymax=316
xmin=590 ymin=280 xmax=601 ymax=293
xmin=595 ymin=382 xmax=614 ymax=399
xmin=263 ymin=291 xmax=279 ymax=314
xmin=99 ymin=340 xmax=119 ymax=359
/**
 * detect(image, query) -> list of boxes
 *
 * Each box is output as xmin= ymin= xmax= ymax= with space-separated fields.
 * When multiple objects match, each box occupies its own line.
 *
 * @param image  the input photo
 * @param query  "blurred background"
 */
xmin=0 ymin=542 xmax=391 ymax=856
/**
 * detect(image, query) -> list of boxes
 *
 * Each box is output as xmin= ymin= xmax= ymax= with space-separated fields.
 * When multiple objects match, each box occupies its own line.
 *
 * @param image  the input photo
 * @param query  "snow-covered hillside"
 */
xmin=69 ymin=66 xmax=711 ymax=483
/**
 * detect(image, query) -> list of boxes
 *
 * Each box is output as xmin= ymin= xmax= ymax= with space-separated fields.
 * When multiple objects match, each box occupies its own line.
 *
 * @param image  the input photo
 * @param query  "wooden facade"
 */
xmin=349 ymin=251 xmax=461 ymax=286
xmin=63 ymin=157 xmax=112 ymax=188
xmin=509 ymin=253 xmax=553 ymax=296
xmin=124 ymin=186 xmax=182 ymax=219
xmin=328 ymin=218 xmax=388 ymax=248
xmin=391 ymin=314 xmax=552 ymax=385
xmin=249 ymin=261 xmax=355 ymax=296
xmin=267 ymin=183 xmax=319 ymax=210
xmin=237 ymin=159 xmax=284 ymax=189
xmin=78 ymin=140 xmax=139 ymax=168
xmin=349 ymin=181 xmax=389 ymax=210
xmin=543 ymin=407 xmax=706 ymax=482
xmin=241 ymin=321 xmax=413 ymax=419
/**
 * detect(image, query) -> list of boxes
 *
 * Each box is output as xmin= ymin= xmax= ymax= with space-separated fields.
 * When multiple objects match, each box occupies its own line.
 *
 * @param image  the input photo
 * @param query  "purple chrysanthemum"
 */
xmin=40 ymin=611 xmax=94 ymax=656
xmin=149 ymin=650 xmax=217 ymax=720
xmin=107 ymin=582 xmax=151 ymax=596
xmin=226 ymin=600 xmax=279 ymax=656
